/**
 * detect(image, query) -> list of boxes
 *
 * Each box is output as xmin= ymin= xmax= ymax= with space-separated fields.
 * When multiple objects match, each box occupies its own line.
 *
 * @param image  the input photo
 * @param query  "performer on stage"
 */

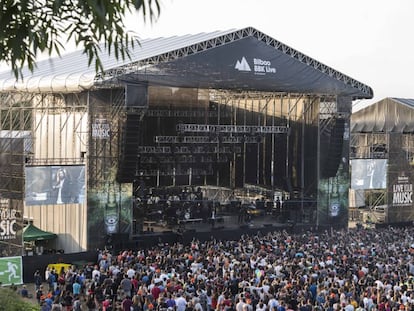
xmin=51 ymin=168 xmax=73 ymax=204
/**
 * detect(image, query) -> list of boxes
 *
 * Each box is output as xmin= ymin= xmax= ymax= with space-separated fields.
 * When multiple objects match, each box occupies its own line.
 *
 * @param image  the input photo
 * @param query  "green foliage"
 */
xmin=0 ymin=287 xmax=39 ymax=311
xmin=0 ymin=0 xmax=161 ymax=79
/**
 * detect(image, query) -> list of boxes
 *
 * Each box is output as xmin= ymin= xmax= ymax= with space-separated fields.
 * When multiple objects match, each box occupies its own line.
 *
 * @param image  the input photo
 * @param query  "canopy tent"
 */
xmin=23 ymin=223 xmax=57 ymax=242
xmin=0 ymin=27 xmax=373 ymax=99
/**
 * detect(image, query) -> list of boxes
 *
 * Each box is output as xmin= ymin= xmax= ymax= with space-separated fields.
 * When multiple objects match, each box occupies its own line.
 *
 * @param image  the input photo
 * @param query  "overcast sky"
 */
xmin=2 ymin=0 xmax=412 ymax=111
xmin=125 ymin=0 xmax=414 ymax=111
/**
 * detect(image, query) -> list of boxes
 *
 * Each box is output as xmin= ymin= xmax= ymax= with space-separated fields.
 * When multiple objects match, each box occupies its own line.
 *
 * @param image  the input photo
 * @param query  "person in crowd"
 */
xmin=38 ymin=224 xmax=414 ymax=311
xmin=34 ymin=269 xmax=43 ymax=290
xmin=86 ymin=294 xmax=97 ymax=310
xmin=20 ymin=284 xmax=29 ymax=298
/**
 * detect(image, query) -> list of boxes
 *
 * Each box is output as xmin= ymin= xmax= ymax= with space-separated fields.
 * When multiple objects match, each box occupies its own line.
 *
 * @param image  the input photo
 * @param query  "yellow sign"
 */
xmin=47 ymin=263 xmax=72 ymax=274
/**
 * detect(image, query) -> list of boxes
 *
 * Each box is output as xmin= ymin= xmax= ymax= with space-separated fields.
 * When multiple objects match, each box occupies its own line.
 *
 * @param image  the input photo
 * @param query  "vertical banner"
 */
xmin=88 ymin=179 xmax=132 ymax=246
xmin=0 ymin=256 xmax=23 ymax=286
xmin=87 ymin=90 xmax=133 ymax=250
xmin=0 ymin=199 xmax=17 ymax=241
xmin=317 ymin=98 xmax=350 ymax=228
xmin=0 ymin=198 xmax=23 ymax=257
xmin=387 ymin=133 xmax=414 ymax=223
xmin=318 ymin=158 xmax=349 ymax=227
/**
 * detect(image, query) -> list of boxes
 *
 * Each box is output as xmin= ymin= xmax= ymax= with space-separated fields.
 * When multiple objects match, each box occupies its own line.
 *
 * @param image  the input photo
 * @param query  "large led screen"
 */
xmin=351 ymin=159 xmax=387 ymax=190
xmin=25 ymin=165 xmax=86 ymax=205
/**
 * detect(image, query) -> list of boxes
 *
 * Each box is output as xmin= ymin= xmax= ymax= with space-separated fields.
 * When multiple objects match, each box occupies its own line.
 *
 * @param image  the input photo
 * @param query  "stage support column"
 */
xmin=271 ymin=97 xmax=276 ymax=189
xmin=285 ymin=95 xmax=290 ymax=189
xmin=230 ymin=98 xmax=239 ymax=189
xmin=243 ymin=96 xmax=248 ymax=187
xmin=301 ymin=99 xmax=306 ymax=221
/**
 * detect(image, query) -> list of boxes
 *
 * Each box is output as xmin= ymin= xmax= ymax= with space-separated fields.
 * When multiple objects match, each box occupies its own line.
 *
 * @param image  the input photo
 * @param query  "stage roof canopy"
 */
xmin=0 ymin=27 xmax=373 ymax=99
xmin=351 ymin=97 xmax=414 ymax=133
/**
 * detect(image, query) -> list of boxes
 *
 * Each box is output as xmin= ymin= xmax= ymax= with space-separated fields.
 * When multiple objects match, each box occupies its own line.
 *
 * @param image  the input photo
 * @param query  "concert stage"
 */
xmin=115 ymin=193 xmax=316 ymax=250
xmin=0 ymin=27 xmax=373 ymax=255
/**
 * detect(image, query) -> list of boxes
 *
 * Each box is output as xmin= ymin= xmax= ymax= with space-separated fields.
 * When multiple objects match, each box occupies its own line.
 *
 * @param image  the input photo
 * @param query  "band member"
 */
xmin=51 ymin=168 xmax=73 ymax=204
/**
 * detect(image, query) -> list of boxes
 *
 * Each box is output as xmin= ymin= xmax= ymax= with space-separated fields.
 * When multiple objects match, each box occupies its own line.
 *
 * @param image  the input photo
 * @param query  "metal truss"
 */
xmin=95 ymin=27 xmax=373 ymax=99
xmin=0 ymin=93 xmax=89 ymax=173
xmin=350 ymin=132 xmax=387 ymax=159
xmin=0 ymin=93 xmax=35 ymax=199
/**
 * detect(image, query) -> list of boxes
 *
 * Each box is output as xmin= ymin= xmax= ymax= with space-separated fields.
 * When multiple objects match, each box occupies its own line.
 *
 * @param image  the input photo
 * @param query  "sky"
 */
xmin=3 ymin=0 xmax=414 ymax=111
xmin=123 ymin=0 xmax=414 ymax=111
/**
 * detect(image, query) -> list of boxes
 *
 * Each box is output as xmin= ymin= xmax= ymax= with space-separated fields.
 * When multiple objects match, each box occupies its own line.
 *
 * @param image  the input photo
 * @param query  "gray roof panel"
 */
xmin=391 ymin=98 xmax=414 ymax=109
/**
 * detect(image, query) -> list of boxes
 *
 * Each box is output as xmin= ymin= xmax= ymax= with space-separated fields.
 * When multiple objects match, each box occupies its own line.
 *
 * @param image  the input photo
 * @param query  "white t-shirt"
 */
xmin=175 ymin=296 xmax=187 ymax=311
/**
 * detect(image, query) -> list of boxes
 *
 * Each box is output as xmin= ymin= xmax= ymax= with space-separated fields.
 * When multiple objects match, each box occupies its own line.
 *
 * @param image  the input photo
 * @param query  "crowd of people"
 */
xmin=29 ymin=225 xmax=414 ymax=310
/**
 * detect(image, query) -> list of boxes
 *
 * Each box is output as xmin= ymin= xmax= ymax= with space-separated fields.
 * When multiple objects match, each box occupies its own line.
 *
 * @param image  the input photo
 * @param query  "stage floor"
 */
xmin=139 ymin=212 xmax=289 ymax=233
xmin=127 ymin=211 xmax=315 ymax=249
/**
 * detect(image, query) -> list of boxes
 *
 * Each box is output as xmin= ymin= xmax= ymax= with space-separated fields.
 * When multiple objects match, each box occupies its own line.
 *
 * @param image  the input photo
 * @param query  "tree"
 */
xmin=0 ymin=0 xmax=161 ymax=79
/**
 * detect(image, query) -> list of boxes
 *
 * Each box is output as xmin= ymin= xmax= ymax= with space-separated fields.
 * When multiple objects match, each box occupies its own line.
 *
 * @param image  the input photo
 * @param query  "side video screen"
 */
xmin=351 ymin=159 xmax=387 ymax=190
xmin=25 ymin=165 xmax=85 ymax=205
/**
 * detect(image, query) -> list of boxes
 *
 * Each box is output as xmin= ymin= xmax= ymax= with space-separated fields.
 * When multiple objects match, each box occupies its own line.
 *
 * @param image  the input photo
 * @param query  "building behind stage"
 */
xmin=350 ymin=97 xmax=414 ymax=225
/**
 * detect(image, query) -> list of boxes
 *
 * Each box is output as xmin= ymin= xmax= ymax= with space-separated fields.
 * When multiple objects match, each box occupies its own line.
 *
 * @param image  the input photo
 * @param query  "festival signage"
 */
xmin=386 ymin=133 xmax=414 ymax=223
xmin=234 ymin=56 xmax=277 ymax=75
xmin=91 ymin=118 xmax=111 ymax=139
xmin=0 ymin=198 xmax=17 ymax=241
xmin=87 ymin=98 xmax=132 ymax=250
xmin=0 ymin=256 xmax=23 ymax=286
xmin=0 ymin=197 xmax=23 ymax=257
xmin=392 ymin=175 xmax=413 ymax=207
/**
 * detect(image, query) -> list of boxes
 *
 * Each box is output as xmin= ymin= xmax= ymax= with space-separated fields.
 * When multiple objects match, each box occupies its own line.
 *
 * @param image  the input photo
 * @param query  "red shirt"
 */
xmin=131 ymin=278 xmax=139 ymax=291
xmin=102 ymin=299 xmax=111 ymax=311
xmin=151 ymin=286 xmax=161 ymax=300
xmin=122 ymin=297 xmax=133 ymax=311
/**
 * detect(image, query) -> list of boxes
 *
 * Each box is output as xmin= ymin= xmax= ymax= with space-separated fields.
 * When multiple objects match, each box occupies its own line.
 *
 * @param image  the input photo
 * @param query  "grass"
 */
xmin=0 ymin=287 xmax=39 ymax=311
